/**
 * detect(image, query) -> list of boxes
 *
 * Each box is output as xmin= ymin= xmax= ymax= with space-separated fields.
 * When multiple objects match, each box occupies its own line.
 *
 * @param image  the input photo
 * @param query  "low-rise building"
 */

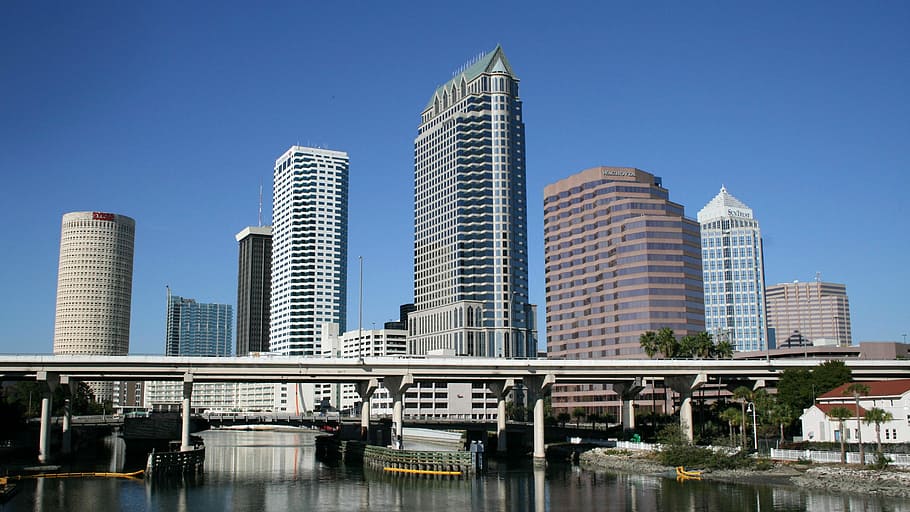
xmin=800 ymin=379 xmax=910 ymax=444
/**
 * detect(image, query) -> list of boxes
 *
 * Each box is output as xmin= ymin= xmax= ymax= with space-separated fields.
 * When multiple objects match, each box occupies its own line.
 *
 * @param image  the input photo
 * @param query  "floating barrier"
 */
xmin=1 ymin=470 xmax=144 ymax=482
xmin=383 ymin=467 xmax=462 ymax=476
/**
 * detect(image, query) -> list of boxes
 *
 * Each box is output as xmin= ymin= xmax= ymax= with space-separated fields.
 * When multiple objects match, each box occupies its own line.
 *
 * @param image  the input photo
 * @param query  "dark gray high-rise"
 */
xmin=236 ymin=226 xmax=272 ymax=355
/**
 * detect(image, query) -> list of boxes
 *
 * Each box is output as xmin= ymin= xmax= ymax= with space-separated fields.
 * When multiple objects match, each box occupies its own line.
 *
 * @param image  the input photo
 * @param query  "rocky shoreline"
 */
xmin=579 ymin=447 xmax=910 ymax=499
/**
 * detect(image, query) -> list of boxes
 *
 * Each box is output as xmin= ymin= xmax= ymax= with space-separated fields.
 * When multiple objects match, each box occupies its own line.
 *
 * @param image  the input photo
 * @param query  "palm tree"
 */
xmin=863 ymin=407 xmax=894 ymax=455
xmin=732 ymin=386 xmax=753 ymax=448
xmin=719 ymin=407 xmax=741 ymax=445
xmin=639 ymin=331 xmax=659 ymax=358
xmin=713 ymin=339 xmax=734 ymax=359
xmin=656 ymin=327 xmax=678 ymax=359
xmin=829 ymin=406 xmax=853 ymax=464
xmin=845 ymin=383 xmax=870 ymax=465
xmin=769 ymin=403 xmax=797 ymax=444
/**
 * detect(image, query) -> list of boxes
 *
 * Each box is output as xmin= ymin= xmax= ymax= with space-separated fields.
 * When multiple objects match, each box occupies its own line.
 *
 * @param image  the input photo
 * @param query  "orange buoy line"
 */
xmin=382 ymin=467 xmax=462 ymax=476
xmin=2 ymin=470 xmax=144 ymax=481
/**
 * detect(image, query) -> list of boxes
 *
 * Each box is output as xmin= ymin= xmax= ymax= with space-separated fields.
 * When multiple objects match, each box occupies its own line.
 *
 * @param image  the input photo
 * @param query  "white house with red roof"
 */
xmin=801 ymin=379 xmax=910 ymax=444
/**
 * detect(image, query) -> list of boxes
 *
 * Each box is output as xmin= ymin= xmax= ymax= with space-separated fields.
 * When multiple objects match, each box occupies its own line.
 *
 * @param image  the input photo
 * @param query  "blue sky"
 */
xmin=1 ymin=2 xmax=907 ymax=355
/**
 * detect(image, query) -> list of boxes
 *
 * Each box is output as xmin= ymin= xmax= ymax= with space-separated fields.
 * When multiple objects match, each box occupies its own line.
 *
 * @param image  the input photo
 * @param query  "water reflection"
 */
xmin=6 ymin=430 xmax=910 ymax=511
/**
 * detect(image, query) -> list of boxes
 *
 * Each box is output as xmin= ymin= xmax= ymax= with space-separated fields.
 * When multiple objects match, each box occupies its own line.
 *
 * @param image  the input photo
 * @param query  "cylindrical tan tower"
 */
xmin=53 ymin=211 xmax=135 ymax=356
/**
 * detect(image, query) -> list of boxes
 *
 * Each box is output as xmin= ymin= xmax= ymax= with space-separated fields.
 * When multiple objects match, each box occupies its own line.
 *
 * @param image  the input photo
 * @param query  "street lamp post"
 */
xmin=358 ymin=256 xmax=363 ymax=363
xmin=746 ymin=402 xmax=758 ymax=451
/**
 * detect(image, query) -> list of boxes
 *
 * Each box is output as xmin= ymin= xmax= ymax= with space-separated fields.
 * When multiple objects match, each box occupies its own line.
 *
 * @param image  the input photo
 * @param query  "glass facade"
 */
xmin=165 ymin=293 xmax=233 ymax=357
xmin=697 ymin=187 xmax=767 ymax=352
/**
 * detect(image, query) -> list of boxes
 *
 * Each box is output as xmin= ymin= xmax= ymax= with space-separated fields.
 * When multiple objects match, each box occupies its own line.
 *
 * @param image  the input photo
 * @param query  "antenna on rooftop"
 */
xmin=258 ymin=181 xmax=263 ymax=227
xmin=815 ymin=271 xmax=821 ymax=283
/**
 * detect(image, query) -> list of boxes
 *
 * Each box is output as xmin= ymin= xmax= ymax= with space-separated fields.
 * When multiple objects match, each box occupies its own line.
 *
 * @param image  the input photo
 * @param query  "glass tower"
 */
xmin=697 ymin=186 xmax=767 ymax=352
xmin=165 ymin=292 xmax=233 ymax=357
xmin=410 ymin=46 xmax=536 ymax=358
xmin=270 ymin=146 xmax=348 ymax=356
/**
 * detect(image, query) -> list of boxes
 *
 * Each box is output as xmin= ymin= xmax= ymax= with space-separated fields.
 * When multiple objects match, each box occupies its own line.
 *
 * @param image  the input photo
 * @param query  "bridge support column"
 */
xmin=665 ymin=373 xmax=707 ymax=443
xmin=37 ymin=372 xmax=59 ymax=463
xmin=181 ymin=374 xmax=194 ymax=451
xmin=613 ymin=378 xmax=645 ymax=431
xmin=356 ymin=379 xmax=379 ymax=441
xmin=60 ymin=376 xmax=76 ymax=455
xmin=383 ymin=374 xmax=413 ymax=450
xmin=524 ymin=374 xmax=555 ymax=464
xmin=486 ymin=378 xmax=515 ymax=454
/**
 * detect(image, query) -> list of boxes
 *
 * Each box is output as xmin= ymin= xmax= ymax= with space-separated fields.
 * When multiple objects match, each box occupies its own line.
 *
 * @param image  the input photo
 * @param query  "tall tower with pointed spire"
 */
xmin=410 ymin=46 xmax=537 ymax=357
xmin=697 ymin=186 xmax=768 ymax=352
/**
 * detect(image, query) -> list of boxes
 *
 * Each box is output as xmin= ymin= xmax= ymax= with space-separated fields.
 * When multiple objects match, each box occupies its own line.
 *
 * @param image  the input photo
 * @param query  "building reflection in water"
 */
xmin=9 ymin=430 xmax=910 ymax=512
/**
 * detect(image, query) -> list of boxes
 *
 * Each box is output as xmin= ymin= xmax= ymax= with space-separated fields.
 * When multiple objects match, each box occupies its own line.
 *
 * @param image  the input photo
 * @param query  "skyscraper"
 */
xmin=165 ymin=291 xmax=233 ymax=357
xmin=270 ymin=146 xmax=349 ymax=356
xmin=236 ymin=226 xmax=272 ymax=355
xmin=544 ymin=167 xmax=704 ymax=414
xmin=697 ymin=186 xmax=768 ymax=352
xmin=54 ymin=211 xmax=135 ymax=356
xmin=410 ymin=45 xmax=536 ymax=358
xmin=766 ymin=280 xmax=852 ymax=347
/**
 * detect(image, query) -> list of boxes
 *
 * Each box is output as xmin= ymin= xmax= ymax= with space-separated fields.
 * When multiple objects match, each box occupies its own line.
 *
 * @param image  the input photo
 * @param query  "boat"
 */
xmin=675 ymin=466 xmax=702 ymax=479
xmin=0 ymin=478 xmax=19 ymax=503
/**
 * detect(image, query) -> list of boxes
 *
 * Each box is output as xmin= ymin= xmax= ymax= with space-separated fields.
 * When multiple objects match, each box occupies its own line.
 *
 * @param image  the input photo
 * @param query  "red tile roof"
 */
xmin=814 ymin=403 xmax=868 ymax=418
xmin=818 ymin=379 xmax=910 ymax=399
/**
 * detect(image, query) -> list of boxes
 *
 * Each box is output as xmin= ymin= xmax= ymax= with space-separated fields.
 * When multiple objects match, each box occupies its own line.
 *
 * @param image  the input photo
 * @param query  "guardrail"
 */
xmin=770 ymin=448 xmax=910 ymax=466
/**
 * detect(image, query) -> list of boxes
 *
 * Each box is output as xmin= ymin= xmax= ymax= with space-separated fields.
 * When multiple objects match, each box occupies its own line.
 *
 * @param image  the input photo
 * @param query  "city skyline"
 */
xmin=1 ymin=3 xmax=907 ymax=354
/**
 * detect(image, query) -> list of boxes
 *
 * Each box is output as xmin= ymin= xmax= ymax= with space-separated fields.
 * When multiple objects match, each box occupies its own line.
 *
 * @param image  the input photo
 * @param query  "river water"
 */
xmin=4 ymin=430 xmax=909 ymax=511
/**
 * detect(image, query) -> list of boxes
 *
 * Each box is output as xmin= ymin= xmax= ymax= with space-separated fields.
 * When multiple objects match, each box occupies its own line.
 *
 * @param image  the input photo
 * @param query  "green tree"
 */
xmin=656 ymin=327 xmax=679 ymax=359
xmin=845 ymin=383 xmax=870 ymax=465
xmin=769 ymin=402 xmax=797 ymax=444
xmin=776 ymin=368 xmax=815 ymax=412
xmin=732 ymin=386 xmax=754 ymax=449
xmin=813 ymin=361 xmax=852 ymax=395
xmin=639 ymin=331 xmax=659 ymax=359
xmin=863 ymin=407 xmax=894 ymax=456
xmin=719 ymin=407 xmax=741 ymax=445
xmin=829 ymin=406 xmax=853 ymax=464
xmin=556 ymin=412 xmax=571 ymax=427
xmin=678 ymin=335 xmax=698 ymax=358
xmin=712 ymin=338 xmax=734 ymax=359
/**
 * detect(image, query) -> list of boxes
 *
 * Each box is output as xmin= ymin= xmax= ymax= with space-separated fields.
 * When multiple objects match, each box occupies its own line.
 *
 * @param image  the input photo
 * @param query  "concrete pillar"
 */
xmin=485 ymin=378 xmax=515 ymax=454
xmin=36 ymin=372 xmax=59 ymax=464
xmin=61 ymin=399 xmax=72 ymax=455
xmin=665 ymin=373 xmax=708 ymax=442
xmin=383 ymin=374 xmax=413 ymax=450
xmin=613 ymin=378 xmax=645 ymax=432
xmin=38 ymin=393 xmax=52 ymax=463
xmin=524 ymin=374 xmax=555 ymax=464
xmin=61 ymin=376 xmax=76 ymax=455
xmin=181 ymin=375 xmax=194 ymax=451
xmin=356 ymin=378 xmax=379 ymax=441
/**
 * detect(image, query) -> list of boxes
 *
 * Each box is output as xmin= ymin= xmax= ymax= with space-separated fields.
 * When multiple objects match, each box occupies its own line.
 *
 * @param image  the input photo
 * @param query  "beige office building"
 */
xmin=544 ymin=167 xmax=704 ymax=415
xmin=765 ymin=280 xmax=852 ymax=347
xmin=53 ymin=211 xmax=135 ymax=402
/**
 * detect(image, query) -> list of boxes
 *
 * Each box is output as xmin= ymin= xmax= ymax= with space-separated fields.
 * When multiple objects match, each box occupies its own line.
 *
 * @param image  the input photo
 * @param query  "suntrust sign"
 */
xmin=727 ymin=208 xmax=752 ymax=219
xmin=93 ymin=212 xmax=116 ymax=221
xmin=603 ymin=169 xmax=635 ymax=177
